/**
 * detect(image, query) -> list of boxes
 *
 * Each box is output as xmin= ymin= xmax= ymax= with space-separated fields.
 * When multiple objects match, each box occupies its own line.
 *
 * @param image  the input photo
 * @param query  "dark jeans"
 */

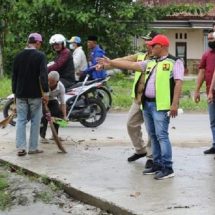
xmin=40 ymin=100 xmax=63 ymax=138
xmin=79 ymin=73 xmax=93 ymax=81
xmin=143 ymin=101 xmax=172 ymax=169
xmin=60 ymin=78 xmax=74 ymax=89
xmin=208 ymin=101 xmax=215 ymax=148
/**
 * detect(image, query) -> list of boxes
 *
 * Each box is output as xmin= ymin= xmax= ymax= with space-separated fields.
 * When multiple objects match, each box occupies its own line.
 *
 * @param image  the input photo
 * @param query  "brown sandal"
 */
xmin=17 ymin=150 xmax=27 ymax=156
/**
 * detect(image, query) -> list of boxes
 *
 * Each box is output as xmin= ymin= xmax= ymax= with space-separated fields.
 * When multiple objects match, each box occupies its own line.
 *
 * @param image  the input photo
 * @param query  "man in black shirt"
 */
xmin=12 ymin=32 xmax=49 ymax=156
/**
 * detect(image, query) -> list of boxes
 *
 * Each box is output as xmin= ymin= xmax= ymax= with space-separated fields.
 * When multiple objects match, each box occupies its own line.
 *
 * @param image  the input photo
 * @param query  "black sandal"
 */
xmin=17 ymin=150 xmax=27 ymax=156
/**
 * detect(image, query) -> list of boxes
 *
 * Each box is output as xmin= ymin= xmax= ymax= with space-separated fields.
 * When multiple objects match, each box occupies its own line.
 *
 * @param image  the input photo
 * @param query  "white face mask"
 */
xmin=69 ymin=44 xmax=75 ymax=50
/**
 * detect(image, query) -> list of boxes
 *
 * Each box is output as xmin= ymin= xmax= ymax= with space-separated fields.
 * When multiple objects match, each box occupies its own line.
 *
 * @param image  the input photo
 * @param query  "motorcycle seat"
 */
xmin=65 ymin=79 xmax=103 ymax=92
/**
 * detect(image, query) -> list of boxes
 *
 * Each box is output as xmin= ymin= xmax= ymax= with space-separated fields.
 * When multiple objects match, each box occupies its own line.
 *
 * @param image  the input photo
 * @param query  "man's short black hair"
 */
xmin=87 ymin=35 xmax=98 ymax=41
xmin=28 ymin=36 xmax=37 ymax=44
xmin=142 ymin=31 xmax=159 ymax=40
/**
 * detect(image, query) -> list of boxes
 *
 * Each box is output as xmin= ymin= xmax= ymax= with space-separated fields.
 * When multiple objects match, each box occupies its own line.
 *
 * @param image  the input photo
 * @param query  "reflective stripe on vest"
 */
xmin=144 ymin=58 xmax=175 ymax=110
xmin=131 ymin=53 xmax=147 ymax=98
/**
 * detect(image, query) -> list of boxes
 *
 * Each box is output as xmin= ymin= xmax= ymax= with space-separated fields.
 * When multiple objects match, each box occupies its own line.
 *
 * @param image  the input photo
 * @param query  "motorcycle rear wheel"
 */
xmin=80 ymin=98 xmax=107 ymax=127
xmin=96 ymin=87 xmax=112 ymax=111
xmin=3 ymin=99 xmax=16 ymax=126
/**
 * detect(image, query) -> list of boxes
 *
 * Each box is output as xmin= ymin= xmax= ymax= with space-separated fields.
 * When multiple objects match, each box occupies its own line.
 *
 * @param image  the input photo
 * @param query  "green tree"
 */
xmin=2 ymin=0 xmax=211 ymax=75
xmin=0 ymin=0 xmax=16 ymax=77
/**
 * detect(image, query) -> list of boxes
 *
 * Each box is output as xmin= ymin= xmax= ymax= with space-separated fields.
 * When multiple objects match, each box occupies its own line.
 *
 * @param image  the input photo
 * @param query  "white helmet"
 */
xmin=49 ymin=34 xmax=66 ymax=46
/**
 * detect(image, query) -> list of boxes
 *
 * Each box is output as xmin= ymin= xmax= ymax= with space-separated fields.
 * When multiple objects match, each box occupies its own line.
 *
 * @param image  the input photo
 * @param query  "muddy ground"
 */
xmin=0 ymin=165 xmax=111 ymax=215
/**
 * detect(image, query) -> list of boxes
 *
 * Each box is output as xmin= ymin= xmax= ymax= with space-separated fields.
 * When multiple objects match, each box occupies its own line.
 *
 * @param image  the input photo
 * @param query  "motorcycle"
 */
xmin=3 ymin=75 xmax=107 ymax=128
xmin=65 ymin=75 xmax=107 ymax=127
xmin=71 ymin=75 xmax=112 ymax=111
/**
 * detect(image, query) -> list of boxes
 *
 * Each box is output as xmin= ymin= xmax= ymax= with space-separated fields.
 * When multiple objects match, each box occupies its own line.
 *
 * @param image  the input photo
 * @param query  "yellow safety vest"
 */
xmin=144 ymin=57 xmax=176 ymax=110
xmin=131 ymin=53 xmax=147 ymax=98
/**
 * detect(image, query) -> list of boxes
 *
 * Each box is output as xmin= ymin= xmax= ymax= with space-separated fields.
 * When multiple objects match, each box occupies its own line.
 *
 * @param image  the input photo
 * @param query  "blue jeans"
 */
xmin=208 ymin=101 xmax=215 ymax=148
xmin=16 ymin=98 xmax=42 ymax=151
xmin=143 ymin=101 xmax=172 ymax=168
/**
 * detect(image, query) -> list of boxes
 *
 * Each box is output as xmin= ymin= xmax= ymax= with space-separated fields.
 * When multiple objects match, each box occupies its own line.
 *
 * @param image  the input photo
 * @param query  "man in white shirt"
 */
xmin=68 ymin=36 xmax=88 ymax=81
xmin=40 ymin=71 xmax=66 ymax=142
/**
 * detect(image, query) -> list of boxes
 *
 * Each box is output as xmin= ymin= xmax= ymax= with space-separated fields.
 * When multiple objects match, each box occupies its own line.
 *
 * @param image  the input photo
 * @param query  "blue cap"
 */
xmin=68 ymin=36 xmax=81 ymax=44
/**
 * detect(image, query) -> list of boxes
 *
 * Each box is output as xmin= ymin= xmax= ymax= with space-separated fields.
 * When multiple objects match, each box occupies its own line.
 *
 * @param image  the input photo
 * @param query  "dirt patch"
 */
xmin=0 ymin=165 xmax=111 ymax=215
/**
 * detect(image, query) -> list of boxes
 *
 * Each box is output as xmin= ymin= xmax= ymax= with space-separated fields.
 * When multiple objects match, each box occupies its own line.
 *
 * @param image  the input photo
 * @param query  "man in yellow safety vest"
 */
xmin=98 ymin=34 xmax=184 ymax=180
xmin=108 ymin=31 xmax=158 ymax=168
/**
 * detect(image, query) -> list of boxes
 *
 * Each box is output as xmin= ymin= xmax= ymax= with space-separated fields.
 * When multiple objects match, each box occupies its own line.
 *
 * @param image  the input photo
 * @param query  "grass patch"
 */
xmin=182 ymin=79 xmax=196 ymax=94
xmin=0 ymin=174 xmax=12 ymax=210
xmin=0 ymin=77 xmax=12 ymax=98
xmin=0 ymin=175 xmax=9 ymax=190
xmin=0 ymin=75 xmax=208 ymax=112
xmin=109 ymin=73 xmax=133 ymax=110
xmin=36 ymin=191 xmax=53 ymax=204
xmin=109 ymin=74 xmax=208 ymax=112
xmin=180 ymin=98 xmax=208 ymax=111
xmin=179 ymin=80 xmax=208 ymax=111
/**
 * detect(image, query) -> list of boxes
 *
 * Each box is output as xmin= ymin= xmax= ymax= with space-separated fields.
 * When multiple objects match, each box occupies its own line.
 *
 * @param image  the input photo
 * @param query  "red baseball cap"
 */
xmin=147 ymin=34 xmax=170 ymax=47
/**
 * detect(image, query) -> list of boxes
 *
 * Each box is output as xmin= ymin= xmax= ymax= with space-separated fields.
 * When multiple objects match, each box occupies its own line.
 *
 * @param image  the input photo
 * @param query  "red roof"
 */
xmin=141 ymin=0 xmax=212 ymax=5
xmin=139 ymin=0 xmax=215 ymax=20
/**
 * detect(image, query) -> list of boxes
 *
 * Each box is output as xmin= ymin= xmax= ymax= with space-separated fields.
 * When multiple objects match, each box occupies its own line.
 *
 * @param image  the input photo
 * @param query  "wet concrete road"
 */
xmin=0 ymin=112 xmax=212 ymax=147
xmin=0 ymin=112 xmax=214 ymax=215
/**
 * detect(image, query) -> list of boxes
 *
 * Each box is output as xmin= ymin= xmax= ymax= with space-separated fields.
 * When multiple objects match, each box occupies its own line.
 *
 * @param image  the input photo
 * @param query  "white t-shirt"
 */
xmin=49 ymin=81 xmax=65 ymax=104
xmin=73 ymin=46 xmax=88 ymax=81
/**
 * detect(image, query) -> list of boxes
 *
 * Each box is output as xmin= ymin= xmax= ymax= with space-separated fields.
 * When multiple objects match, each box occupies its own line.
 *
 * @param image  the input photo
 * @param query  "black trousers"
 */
xmin=40 ymin=100 xmax=63 ymax=138
xmin=60 ymin=78 xmax=75 ymax=89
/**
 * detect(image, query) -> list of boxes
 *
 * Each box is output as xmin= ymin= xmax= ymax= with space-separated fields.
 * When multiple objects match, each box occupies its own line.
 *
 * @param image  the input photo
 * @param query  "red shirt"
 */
xmin=48 ymin=48 xmax=70 ymax=72
xmin=199 ymin=49 xmax=215 ymax=94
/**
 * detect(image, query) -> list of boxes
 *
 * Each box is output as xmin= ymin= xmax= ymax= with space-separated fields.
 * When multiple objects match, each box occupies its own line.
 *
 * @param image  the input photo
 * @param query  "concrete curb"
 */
xmin=0 ymin=159 xmax=137 ymax=215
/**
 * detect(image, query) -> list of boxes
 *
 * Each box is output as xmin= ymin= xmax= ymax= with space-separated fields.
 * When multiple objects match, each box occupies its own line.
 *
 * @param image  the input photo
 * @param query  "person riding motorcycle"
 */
xmin=48 ymin=34 xmax=75 ymax=88
xmin=82 ymin=35 xmax=107 ymax=80
xmin=68 ymin=36 xmax=88 ymax=82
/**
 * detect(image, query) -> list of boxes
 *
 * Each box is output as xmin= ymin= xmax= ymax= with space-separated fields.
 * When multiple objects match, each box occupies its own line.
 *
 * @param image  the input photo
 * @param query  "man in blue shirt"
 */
xmin=85 ymin=35 xmax=107 ymax=80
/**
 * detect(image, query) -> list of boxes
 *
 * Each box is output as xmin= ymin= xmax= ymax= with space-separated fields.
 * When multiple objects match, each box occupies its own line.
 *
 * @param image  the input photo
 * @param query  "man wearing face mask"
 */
xmin=68 ymin=36 xmax=88 ymax=81
xmin=194 ymin=31 xmax=215 ymax=155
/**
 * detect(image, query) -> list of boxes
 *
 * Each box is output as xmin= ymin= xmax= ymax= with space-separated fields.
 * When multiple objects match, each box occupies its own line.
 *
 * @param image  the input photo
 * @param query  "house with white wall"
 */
xmin=136 ymin=0 xmax=215 ymax=74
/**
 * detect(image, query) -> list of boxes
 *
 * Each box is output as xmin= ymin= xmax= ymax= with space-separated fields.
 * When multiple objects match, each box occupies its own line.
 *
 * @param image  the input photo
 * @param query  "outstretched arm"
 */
xmin=102 ymin=54 xmax=138 ymax=70
xmin=98 ymin=57 xmax=143 ymax=71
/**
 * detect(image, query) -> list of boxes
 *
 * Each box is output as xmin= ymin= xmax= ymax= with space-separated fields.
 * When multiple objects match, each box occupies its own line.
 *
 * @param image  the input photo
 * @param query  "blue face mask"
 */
xmin=69 ymin=44 xmax=75 ymax=50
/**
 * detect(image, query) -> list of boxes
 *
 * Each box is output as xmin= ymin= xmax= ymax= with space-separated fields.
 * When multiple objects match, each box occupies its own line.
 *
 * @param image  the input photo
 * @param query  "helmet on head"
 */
xmin=49 ymin=34 xmax=66 ymax=46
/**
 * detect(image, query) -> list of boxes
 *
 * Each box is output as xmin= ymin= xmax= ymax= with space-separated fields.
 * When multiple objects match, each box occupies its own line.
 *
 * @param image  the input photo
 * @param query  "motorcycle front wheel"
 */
xmin=80 ymin=98 xmax=107 ymax=127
